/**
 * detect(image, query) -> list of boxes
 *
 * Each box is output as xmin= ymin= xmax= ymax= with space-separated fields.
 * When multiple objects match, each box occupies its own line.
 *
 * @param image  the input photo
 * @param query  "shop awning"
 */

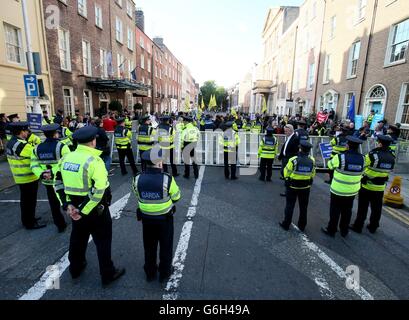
xmin=87 ymin=79 xmax=150 ymax=97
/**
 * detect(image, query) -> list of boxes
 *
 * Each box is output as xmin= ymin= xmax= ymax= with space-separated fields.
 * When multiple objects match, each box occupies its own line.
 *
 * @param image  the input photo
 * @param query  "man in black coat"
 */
xmin=278 ymin=124 xmax=300 ymax=197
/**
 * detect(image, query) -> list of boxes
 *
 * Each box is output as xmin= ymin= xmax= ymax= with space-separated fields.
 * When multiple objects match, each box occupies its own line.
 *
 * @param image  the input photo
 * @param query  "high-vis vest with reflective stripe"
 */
xmin=258 ymin=135 xmax=278 ymax=159
xmin=31 ymin=138 xmax=70 ymax=185
xmin=59 ymin=127 xmax=73 ymax=147
xmin=125 ymin=117 xmax=133 ymax=130
xmin=158 ymin=124 xmax=175 ymax=150
xmin=362 ymin=148 xmax=395 ymax=192
xmin=284 ymin=154 xmax=316 ymax=189
xmin=137 ymin=125 xmax=155 ymax=151
xmin=114 ymin=126 xmax=132 ymax=149
xmin=6 ymin=137 xmax=39 ymax=184
xmin=57 ymin=145 xmax=109 ymax=215
xmin=330 ymin=135 xmax=348 ymax=157
xmin=182 ymin=123 xmax=200 ymax=144
xmin=132 ymin=170 xmax=181 ymax=216
xmin=219 ymin=130 xmax=240 ymax=153
xmin=328 ymin=151 xmax=365 ymax=197
xmin=251 ymin=122 xmax=262 ymax=134
xmin=27 ymin=133 xmax=41 ymax=147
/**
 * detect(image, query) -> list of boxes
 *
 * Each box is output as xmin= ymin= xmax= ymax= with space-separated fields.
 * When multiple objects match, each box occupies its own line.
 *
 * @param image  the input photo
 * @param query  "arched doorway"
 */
xmin=321 ymin=90 xmax=339 ymax=113
xmin=364 ymin=84 xmax=387 ymax=116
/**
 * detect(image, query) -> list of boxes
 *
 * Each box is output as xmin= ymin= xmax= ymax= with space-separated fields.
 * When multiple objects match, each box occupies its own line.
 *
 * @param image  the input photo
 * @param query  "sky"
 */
xmin=137 ymin=0 xmax=304 ymax=88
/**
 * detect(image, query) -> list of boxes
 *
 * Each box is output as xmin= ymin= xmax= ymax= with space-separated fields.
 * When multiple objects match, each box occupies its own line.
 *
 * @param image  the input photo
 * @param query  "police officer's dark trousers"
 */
xmin=353 ymin=188 xmax=384 ymax=232
xmin=45 ymin=184 xmax=66 ymax=230
xmin=118 ymin=145 xmax=138 ymax=175
xmin=183 ymin=143 xmax=198 ymax=178
xmin=224 ymin=151 xmax=237 ymax=179
xmin=142 ymin=215 xmax=174 ymax=278
xmin=283 ymin=187 xmax=310 ymax=230
xmin=259 ymin=158 xmax=273 ymax=181
xmin=68 ymin=196 xmax=115 ymax=281
xmin=19 ymin=180 xmax=39 ymax=228
xmin=327 ymin=193 xmax=355 ymax=236
xmin=163 ymin=149 xmax=178 ymax=176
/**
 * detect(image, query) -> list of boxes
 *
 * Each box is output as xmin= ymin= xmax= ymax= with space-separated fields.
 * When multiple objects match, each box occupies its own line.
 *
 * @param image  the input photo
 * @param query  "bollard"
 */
xmin=384 ymin=176 xmax=404 ymax=209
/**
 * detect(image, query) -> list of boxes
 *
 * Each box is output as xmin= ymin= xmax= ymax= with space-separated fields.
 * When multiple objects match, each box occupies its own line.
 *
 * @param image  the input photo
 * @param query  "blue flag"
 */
xmin=130 ymin=68 xmax=137 ymax=81
xmin=347 ymin=95 xmax=356 ymax=123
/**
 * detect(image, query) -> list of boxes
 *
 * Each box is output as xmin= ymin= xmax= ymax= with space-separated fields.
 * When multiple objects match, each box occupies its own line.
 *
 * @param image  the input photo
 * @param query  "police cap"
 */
xmin=160 ymin=115 xmax=171 ymax=122
xmin=183 ymin=116 xmax=193 ymax=122
xmin=224 ymin=121 xmax=234 ymax=128
xmin=141 ymin=115 xmax=151 ymax=122
xmin=298 ymin=120 xmax=307 ymax=126
xmin=72 ymin=126 xmax=98 ymax=143
xmin=300 ymin=140 xmax=313 ymax=150
xmin=141 ymin=148 xmax=163 ymax=165
xmin=40 ymin=123 xmax=61 ymax=133
xmin=9 ymin=121 xmax=30 ymax=131
xmin=116 ymin=117 xmax=125 ymax=124
xmin=266 ymin=127 xmax=274 ymax=135
xmin=7 ymin=114 xmax=19 ymax=121
xmin=377 ymin=135 xmax=394 ymax=144
xmin=346 ymin=136 xmax=364 ymax=145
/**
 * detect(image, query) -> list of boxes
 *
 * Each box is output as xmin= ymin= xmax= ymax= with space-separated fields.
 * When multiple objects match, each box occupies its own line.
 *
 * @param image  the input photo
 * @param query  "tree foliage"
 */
xmin=199 ymin=80 xmax=228 ymax=111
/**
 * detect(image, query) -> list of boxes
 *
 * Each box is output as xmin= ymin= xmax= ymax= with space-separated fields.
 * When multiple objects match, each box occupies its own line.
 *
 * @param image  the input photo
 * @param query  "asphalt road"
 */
xmin=1 ymin=165 xmax=409 ymax=300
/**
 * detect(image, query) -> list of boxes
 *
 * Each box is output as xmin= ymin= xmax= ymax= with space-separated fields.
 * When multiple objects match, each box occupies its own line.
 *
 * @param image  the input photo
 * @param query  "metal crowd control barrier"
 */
xmin=107 ymin=130 xmax=409 ymax=170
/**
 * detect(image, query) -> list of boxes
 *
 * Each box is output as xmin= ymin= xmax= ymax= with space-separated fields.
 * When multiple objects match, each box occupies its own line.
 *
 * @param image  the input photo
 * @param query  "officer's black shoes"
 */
xmin=26 ymin=222 xmax=47 ymax=230
xmin=266 ymin=178 xmax=272 ymax=182
xmin=173 ymin=173 xmax=180 ymax=177
xmin=231 ymin=177 xmax=238 ymax=180
xmin=349 ymin=225 xmax=362 ymax=234
xmin=121 ymin=171 xmax=128 ymax=176
xmin=259 ymin=177 xmax=265 ymax=182
xmin=321 ymin=227 xmax=335 ymax=238
xmin=340 ymin=231 xmax=349 ymax=238
xmin=35 ymin=217 xmax=42 ymax=222
xmin=183 ymin=175 xmax=189 ymax=179
xmin=298 ymin=225 xmax=306 ymax=233
xmin=367 ymin=225 xmax=377 ymax=234
xmin=159 ymin=273 xmax=171 ymax=284
xmin=280 ymin=193 xmax=287 ymax=197
xmin=70 ymin=262 xmax=87 ymax=279
xmin=102 ymin=267 xmax=126 ymax=287
xmin=279 ymin=222 xmax=290 ymax=231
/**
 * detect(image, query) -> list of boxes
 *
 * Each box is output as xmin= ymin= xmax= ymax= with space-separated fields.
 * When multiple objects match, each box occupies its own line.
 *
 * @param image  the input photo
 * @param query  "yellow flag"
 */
xmin=185 ymin=95 xmax=191 ymax=112
xmin=201 ymin=97 xmax=205 ymax=110
xmin=231 ymin=108 xmax=238 ymax=119
xmin=262 ymin=96 xmax=267 ymax=114
xmin=209 ymin=94 xmax=217 ymax=110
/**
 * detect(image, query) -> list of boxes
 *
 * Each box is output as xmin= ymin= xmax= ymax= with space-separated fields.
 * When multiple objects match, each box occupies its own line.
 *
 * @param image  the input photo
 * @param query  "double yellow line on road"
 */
xmin=383 ymin=206 xmax=409 ymax=227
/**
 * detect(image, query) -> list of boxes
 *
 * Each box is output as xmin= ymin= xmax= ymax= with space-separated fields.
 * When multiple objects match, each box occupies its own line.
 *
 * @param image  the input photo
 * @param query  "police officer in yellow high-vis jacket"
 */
xmin=351 ymin=135 xmax=395 ymax=234
xmin=181 ymin=116 xmax=200 ymax=179
xmin=54 ymin=126 xmax=125 ymax=286
xmin=132 ymin=148 xmax=181 ymax=283
xmin=6 ymin=122 xmax=45 ymax=229
xmin=280 ymin=141 xmax=316 ymax=232
xmin=114 ymin=118 xmax=138 ymax=176
xmin=138 ymin=115 xmax=157 ymax=172
xmin=322 ymin=136 xmax=365 ymax=238
xmin=258 ymin=127 xmax=278 ymax=182
xmin=219 ymin=121 xmax=240 ymax=180
xmin=158 ymin=116 xmax=179 ymax=177
xmin=31 ymin=124 xmax=69 ymax=232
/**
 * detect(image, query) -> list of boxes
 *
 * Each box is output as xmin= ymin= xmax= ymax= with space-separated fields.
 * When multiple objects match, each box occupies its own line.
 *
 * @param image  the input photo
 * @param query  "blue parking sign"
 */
xmin=23 ymin=74 xmax=39 ymax=97
xmin=320 ymin=143 xmax=333 ymax=160
xmin=27 ymin=113 xmax=42 ymax=131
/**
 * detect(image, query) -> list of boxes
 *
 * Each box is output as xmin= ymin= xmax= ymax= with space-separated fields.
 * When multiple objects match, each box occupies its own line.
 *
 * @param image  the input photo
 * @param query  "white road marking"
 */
xmin=18 ymin=193 xmax=131 ymax=301
xmin=163 ymin=166 xmax=205 ymax=301
xmin=298 ymin=229 xmax=374 ymax=300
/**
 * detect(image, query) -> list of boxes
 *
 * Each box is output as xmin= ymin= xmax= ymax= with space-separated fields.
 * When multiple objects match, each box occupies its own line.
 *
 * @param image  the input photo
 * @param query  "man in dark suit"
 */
xmin=278 ymin=124 xmax=300 ymax=197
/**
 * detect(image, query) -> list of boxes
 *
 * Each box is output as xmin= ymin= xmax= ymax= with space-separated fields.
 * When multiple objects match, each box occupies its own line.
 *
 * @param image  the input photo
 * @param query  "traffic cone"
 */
xmin=384 ymin=176 xmax=404 ymax=209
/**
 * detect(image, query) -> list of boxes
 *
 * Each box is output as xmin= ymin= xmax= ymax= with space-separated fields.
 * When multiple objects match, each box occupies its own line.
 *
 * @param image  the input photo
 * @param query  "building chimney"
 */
xmin=153 ymin=37 xmax=164 ymax=47
xmin=135 ymin=8 xmax=145 ymax=32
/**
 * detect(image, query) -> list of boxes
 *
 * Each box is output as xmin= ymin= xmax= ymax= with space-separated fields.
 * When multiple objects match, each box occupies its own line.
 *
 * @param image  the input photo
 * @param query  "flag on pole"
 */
xmin=347 ymin=95 xmax=356 ymax=123
xmin=209 ymin=94 xmax=217 ymax=110
xmin=262 ymin=96 xmax=267 ymax=114
xmin=201 ymin=97 xmax=205 ymax=110
xmin=130 ymin=68 xmax=137 ymax=81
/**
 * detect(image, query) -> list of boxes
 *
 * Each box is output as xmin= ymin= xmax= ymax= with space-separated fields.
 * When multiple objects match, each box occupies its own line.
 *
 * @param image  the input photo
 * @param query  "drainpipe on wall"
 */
xmin=357 ymin=0 xmax=379 ymax=115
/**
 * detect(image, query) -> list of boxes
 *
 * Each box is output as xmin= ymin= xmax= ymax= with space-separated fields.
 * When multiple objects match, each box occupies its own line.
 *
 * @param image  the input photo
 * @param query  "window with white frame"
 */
xmin=95 ymin=5 xmax=102 ymax=28
xmin=348 ymin=41 xmax=361 ymax=78
xmin=330 ymin=16 xmax=336 ymax=39
xmin=140 ymin=36 xmax=144 ymax=49
xmin=128 ymin=60 xmax=134 ymax=79
xmin=357 ymin=0 xmax=367 ymax=21
xmin=117 ymin=53 xmax=125 ymax=77
xmin=83 ymin=90 xmax=93 ymax=116
xmin=4 ymin=23 xmax=23 ymax=64
xmin=58 ymin=27 xmax=71 ymax=71
xmin=155 ymin=67 xmax=158 ymax=78
xmin=63 ymin=87 xmax=74 ymax=116
xmin=148 ymin=79 xmax=151 ymax=97
xmin=159 ymin=68 xmax=162 ymax=79
xmin=82 ymin=40 xmax=91 ymax=76
xmin=307 ymin=63 xmax=315 ymax=90
xmin=386 ymin=18 xmax=409 ymax=64
xmin=147 ymin=59 xmax=151 ymax=73
xmin=140 ymin=54 xmax=145 ymax=69
xmin=344 ymin=92 xmax=355 ymax=118
xmin=127 ymin=28 xmax=134 ymax=50
xmin=398 ymin=84 xmax=409 ymax=125
xmin=100 ymin=49 xmax=108 ymax=78
xmin=323 ymin=54 xmax=331 ymax=83
xmin=78 ymin=0 xmax=87 ymax=18
xmin=115 ymin=17 xmax=123 ymax=43
xmin=127 ymin=1 xmax=134 ymax=18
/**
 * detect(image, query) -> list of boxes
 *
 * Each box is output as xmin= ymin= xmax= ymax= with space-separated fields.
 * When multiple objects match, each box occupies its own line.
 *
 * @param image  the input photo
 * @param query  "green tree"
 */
xmin=215 ymin=86 xmax=228 ymax=111
xmin=200 ymin=80 xmax=217 ymax=108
